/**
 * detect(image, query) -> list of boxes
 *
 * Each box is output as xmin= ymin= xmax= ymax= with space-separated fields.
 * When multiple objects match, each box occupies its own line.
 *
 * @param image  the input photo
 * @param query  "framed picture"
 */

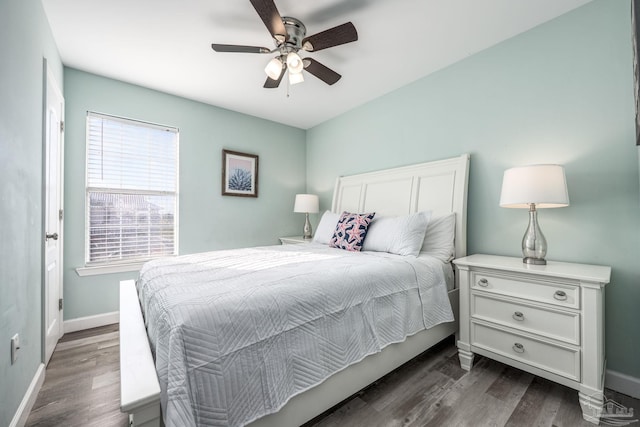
xmin=222 ymin=149 xmax=259 ymax=197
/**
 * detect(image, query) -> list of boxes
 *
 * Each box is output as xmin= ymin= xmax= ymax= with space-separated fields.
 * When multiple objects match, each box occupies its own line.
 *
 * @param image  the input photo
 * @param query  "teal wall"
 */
xmin=307 ymin=0 xmax=640 ymax=378
xmin=0 ymin=0 xmax=63 ymax=425
xmin=63 ymin=68 xmax=306 ymax=319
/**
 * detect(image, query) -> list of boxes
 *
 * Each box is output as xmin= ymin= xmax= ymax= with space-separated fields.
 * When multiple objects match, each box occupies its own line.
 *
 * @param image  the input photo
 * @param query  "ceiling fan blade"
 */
xmin=264 ymin=64 xmax=286 ymax=88
xmin=303 ymin=58 xmax=341 ymax=85
xmin=302 ymin=22 xmax=357 ymax=52
xmin=250 ymin=0 xmax=287 ymax=42
xmin=211 ymin=44 xmax=271 ymax=54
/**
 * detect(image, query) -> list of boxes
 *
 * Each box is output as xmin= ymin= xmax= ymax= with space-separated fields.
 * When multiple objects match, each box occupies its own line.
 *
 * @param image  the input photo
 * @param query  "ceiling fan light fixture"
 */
xmin=211 ymin=1 xmax=359 ymax=89
xmin=289 ymin=70 xmax=304 ymax=85
xmin=265 ymin=57 xmax=284 ymax=80
xmin=286 ymin=52 xmax=304 ymax=74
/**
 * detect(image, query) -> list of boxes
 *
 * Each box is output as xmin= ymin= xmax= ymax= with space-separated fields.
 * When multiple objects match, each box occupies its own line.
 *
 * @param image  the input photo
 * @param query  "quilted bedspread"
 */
xmin=137 ymin=244 xmax=454 ymax=427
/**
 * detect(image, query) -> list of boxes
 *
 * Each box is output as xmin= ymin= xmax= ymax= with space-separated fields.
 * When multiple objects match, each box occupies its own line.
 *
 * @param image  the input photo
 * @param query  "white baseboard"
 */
xmin=607 ymin=369 xmax=640 ymax=399
xmin=10 ymin=363 xmax=45 ymax=427
xmin=63 ymin=311 xmax=119 ymax=334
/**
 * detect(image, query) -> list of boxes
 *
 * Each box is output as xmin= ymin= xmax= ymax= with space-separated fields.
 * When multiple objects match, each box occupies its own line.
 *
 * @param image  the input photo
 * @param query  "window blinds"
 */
xmin=86 ymin=112 xmax=178 ymax=264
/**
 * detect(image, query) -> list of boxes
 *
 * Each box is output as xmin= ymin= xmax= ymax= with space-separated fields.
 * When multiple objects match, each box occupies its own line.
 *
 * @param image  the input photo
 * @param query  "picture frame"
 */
xmin=222 ymin=149 xmax=259 ymax=197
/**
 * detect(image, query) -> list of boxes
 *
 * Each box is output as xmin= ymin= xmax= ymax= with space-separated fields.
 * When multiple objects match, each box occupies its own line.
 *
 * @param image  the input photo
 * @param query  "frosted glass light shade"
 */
xmin=289 ymin=71 xmax=304 ymax=85
xmin=286 ymin=52 xmax=304 ymax=74
xmin=294 ymin=194 xmax=319 ymax=213
xmin=500 ymin=164 xmax=569 ymax=209
xmin=265 ymin=57 xmax=283 ymax=80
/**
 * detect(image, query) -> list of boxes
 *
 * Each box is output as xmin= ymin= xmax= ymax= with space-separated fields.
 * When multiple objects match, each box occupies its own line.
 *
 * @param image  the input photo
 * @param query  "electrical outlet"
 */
xmin=11 ymin=334 xmax=19 ymax=365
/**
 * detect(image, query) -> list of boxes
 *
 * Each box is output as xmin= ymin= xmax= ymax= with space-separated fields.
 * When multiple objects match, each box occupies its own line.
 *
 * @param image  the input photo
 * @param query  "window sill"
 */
xmin=75 ymin=262 xmax=145 ymax=277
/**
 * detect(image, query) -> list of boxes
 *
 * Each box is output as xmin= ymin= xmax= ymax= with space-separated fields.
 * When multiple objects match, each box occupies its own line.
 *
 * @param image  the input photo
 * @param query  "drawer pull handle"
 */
xmin=512 ymin=311 xmax=524 ymax=321
xmin=477 ymin=278 xmax=489 ymax=287
xmin=513 ymin=343 xmax=525 ymax=353
xmin=554 ymin=290 xmax=568 ymax=301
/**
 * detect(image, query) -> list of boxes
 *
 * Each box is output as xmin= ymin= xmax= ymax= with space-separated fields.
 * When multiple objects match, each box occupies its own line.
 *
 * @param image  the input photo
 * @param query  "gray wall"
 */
xmin=63 ymin=68 xmax=306 ymax=320
xmin=0 ymin=0 xmax=63 ymax=425
xmin=307 ymin=0 xmax=640 ymax=378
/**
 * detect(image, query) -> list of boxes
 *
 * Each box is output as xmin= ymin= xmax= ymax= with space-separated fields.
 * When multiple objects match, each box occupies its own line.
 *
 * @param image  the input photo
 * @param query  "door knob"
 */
xmin=46 ymin=232 xmax=59 ymax=241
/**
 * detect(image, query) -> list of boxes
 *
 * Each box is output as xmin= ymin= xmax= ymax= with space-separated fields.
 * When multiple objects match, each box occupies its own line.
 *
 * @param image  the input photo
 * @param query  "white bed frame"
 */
xmin=119 ymin=153 xmax=470 ymax=427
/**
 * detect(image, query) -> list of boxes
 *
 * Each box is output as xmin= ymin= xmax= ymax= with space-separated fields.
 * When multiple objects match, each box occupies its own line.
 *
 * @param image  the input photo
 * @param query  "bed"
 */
xmin=119 ymin=153 xmax=470 ymax=427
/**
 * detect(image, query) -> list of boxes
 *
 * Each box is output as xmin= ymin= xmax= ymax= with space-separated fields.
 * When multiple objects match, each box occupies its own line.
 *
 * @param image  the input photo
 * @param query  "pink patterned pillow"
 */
xmin=329 ymin=211 xmax=376 ymax=252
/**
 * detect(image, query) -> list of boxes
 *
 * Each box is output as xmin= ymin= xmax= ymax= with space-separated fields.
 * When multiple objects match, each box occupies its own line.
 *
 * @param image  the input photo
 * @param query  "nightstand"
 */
xmin=279 ymin=236 xmax=312 ymax=245
xmin=453 ymin=254 xmax=611 ymax=425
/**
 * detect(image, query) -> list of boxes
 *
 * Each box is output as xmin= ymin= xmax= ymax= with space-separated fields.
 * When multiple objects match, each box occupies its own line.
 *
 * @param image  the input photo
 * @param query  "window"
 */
xmin=85 ymin=112 xmax=178 ymax=265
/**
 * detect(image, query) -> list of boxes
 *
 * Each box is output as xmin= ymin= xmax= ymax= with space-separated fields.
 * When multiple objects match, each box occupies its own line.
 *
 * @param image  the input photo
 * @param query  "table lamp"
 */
xmin=294 ymin=194 xmax=319 ymax=239
xmin=499 ymin=164 xmax=569 ymax=265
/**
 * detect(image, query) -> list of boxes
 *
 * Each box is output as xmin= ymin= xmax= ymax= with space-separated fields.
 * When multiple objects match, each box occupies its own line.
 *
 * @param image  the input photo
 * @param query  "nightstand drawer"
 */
xmin=472 ymin=322 xmax=580 ymax=381
xmin=471 ymin=293 xmax=580 ymax=345
xmin=471 ymin=272 xmax=578 ymax=309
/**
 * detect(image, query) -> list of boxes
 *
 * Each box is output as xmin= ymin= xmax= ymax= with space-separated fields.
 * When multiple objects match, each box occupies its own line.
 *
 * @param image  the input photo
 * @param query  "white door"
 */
xmin=44 ymin=64 xmax=64 ymax=365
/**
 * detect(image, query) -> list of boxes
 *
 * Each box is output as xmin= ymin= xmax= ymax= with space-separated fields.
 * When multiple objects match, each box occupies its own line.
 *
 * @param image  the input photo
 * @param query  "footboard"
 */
xmin=119 ymin=280 xmax=162 ymax=427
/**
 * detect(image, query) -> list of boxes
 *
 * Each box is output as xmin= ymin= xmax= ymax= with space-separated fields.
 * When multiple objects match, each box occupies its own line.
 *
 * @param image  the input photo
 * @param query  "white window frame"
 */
xmin=79 ymin=111 xmax=179 ymax=274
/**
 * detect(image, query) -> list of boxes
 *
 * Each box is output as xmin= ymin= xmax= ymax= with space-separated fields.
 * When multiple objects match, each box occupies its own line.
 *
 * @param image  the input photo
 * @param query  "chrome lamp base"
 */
xmin=521 ymin=204 xmax=547 ymax=265
xmin=523 ymin=256 xmax=547 ymax=265
xmin=302 ymin=212 xmax=313 ymax=239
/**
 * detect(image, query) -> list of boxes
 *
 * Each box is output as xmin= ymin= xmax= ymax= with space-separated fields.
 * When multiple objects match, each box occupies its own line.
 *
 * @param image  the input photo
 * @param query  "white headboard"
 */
xmin=331 ymin=154 xmax=470 ymax=259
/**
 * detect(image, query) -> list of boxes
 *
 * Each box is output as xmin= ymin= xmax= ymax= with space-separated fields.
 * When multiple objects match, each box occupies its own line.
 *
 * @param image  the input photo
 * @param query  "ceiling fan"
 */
xmin=211 ymin=0 xmax=358 ymax=88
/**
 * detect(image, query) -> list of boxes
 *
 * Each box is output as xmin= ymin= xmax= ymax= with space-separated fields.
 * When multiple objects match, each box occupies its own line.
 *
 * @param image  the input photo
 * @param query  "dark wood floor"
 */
xmin=26 ymin=325 xmax=639 ymax=427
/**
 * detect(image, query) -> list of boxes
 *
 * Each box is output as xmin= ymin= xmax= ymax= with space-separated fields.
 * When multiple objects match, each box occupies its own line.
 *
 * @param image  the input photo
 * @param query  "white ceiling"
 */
xmin=41 ymin=0 xmax=592 ymax=129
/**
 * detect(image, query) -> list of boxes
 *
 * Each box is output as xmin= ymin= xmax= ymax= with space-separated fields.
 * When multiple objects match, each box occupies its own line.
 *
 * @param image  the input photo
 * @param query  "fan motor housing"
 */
xmin=279 ymin=17 xmax=306 ymax=49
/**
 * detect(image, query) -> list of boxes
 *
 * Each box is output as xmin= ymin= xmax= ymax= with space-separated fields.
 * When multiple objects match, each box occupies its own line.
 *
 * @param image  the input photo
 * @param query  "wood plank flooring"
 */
xmin=26 ymin=325 xmax=639 ymax=426
xmin=25 ymin=324 xmax=128 ymax=427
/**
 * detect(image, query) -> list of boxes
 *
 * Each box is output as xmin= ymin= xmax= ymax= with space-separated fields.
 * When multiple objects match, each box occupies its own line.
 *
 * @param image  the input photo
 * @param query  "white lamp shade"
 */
xmin=265 ymin=57 xmax=283 ymax=80
xmin=286 ymin=52 xmax=304 ymax=74
xmin=500 ymin=164 xmax=569 ymax=208
xmin=288 ymin=70 xmax=304 ymax=85
xmin=294 ymin=194 xmax=319 ymax=213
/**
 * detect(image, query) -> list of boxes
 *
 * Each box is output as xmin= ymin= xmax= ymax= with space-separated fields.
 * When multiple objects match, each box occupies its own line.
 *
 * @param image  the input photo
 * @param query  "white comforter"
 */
xmin=137 ymin=244 xmax=454 ymax=427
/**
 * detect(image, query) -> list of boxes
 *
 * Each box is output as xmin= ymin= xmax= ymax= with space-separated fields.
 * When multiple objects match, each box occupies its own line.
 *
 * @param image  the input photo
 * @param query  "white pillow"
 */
xmin=312 ymin=211 xmax=341 ymax=244
xmin=420 ymin=213 xmax=456 ymax=262
xmin=362 ymin=211 xmax=431 ymax=257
